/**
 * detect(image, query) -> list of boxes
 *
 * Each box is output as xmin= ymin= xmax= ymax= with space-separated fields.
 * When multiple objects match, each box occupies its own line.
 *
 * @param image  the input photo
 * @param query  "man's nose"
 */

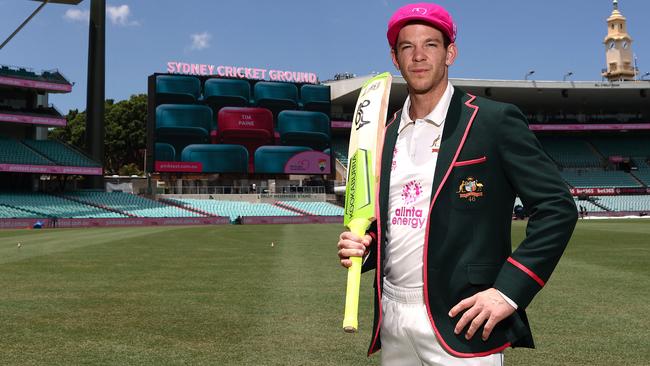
xmin=412 ymin=46 xmax=427 ymax=62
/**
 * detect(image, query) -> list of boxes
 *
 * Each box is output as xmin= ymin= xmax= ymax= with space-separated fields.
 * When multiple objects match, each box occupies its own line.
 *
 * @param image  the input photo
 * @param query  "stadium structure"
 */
xmin=0 ymin=0 xmax=649 ymax=229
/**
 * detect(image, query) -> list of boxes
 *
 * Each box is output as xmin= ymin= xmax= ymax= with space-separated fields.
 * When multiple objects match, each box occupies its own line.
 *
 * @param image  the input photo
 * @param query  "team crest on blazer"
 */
xmin=457 ymin=177 xmax=484 ymax=201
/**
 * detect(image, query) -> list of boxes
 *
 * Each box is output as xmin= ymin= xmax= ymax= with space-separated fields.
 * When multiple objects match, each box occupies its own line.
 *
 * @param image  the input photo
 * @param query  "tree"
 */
xmin=50 ymin=94 xmax=147 ymax=175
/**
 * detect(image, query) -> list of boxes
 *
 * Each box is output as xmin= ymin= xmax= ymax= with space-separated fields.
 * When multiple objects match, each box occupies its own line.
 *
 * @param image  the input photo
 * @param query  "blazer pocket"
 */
xmin=453 ymin=156 xmax=487 ymax=167
xmin=466 ymin=264 xmax=501 ymax=285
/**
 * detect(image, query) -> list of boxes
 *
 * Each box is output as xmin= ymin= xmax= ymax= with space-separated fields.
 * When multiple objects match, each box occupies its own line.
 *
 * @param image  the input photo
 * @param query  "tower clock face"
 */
xmin=623 ymin=41 xmax=629 ymax=49
xmin=608 ymin=40 xmax=616 ymax=49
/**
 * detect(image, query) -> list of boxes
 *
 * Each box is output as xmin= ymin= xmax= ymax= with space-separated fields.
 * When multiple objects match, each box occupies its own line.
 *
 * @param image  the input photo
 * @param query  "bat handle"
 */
xmin=343 ymin=256 xmax=362 ymax=333
xmin=342 ymin=219 xmax=370 ymax=333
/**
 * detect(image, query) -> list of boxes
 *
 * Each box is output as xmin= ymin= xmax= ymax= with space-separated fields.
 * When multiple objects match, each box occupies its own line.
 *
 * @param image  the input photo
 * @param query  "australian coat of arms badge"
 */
xmin=457 ymin=176 xmax=484 ymax=202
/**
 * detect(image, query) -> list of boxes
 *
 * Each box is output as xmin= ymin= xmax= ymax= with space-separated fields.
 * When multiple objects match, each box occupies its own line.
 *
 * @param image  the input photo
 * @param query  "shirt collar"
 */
xmin=398 ymin=81 xmax=454 ymax=133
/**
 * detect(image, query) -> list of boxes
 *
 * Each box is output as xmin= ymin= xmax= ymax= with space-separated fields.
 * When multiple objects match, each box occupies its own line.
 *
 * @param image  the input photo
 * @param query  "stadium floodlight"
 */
xmin=563 ymin=72 xmax=574 ymax=81
xmin=525 ymin=70 xmax=536 ymax=81
xmin=1 ymin=0 xmax=83 ymax=50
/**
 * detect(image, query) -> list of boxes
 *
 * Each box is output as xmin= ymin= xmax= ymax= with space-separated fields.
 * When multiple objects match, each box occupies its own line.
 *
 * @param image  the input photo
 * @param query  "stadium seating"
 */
xmin=277 ymin=110 xmax=330 ymax=151
xmin=181 ymin=144 xmax=248 ymax=173
xmin=538 ymin=137 xmax=602 ymax=168
xmin=0 ymin=65 xmax=69 ymax=84
xmin=204 ymin=78 xmax=251 ymax=114
xmin=561 ymin=169 xmax=641 ymax=188
xmin=253 ymin=82 xmax=298 ymax=119
xmin=590 ymin=137 xmax=650 ymax=158
xmin=331 ymin=137 xmax=349 ymax=166
xmin=217 ymin=107 xmax=274 ymax=170
xmin=278 ymin=201 xmax=343 ymax=216
xmin=155 ymin=143 xmax=176 ymax=162
xmin=0 ymin=193 xmax=126 ymax=218
xmin=300 ymin=84 xmax=330 ymax=114
xmin=0 ymin=204 xmax=41 ymax=218
xmin=167 ymin=199 xmax=299 ymax=221
xmin=0 ymin=136 xmax=55 ymax=166
xmin=155 ymin=104 xmax=213 ymax=159
xmin=66 ymin=191 xmax=202 ymax=218
xmin=253 ymin=146 xmax=312 ymax=173
xmin=589 ymin=195 xmax=650 ymax=212
xmin=22 ymin=139 xmax=100 ymax=167
xmin=574 ymin=198 xmax=607 ymax=212
xmin=0 ymin=105 xmax=63 ymax=118
xmin=633 ymin=158 xmax=650 ymax=169
xmin=631 ymin=170 xmax=650 ymax=186
xmin=155 ymin=75 xmax=201 ymax=104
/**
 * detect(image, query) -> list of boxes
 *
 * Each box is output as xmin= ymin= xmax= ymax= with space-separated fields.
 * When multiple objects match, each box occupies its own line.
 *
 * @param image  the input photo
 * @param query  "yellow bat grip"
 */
xmin=343 ymin=218 xmax=370 ymax=333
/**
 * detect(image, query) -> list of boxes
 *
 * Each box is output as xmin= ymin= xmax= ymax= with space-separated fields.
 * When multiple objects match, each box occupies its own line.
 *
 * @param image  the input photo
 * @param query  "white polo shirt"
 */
xmin=383 ymin=82 xmax=518 ymax=310
xmin=384 ymin=82 xmax=453 ymax=288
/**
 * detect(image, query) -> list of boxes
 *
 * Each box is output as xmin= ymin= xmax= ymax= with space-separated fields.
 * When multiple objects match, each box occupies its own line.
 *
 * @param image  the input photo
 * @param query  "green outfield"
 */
xmin=0 ymin=220 xmax=648 ymax=365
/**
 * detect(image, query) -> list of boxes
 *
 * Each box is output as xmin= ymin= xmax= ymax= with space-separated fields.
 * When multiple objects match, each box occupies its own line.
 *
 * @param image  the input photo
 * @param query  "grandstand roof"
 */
xmin=327 ymin=75 xmax=650 ymax=115
xmin=30 ymin=0 xmax=82 ymax=4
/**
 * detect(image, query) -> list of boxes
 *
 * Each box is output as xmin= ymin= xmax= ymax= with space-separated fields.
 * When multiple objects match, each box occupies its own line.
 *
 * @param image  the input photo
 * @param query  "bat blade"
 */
xmin=342 ymin=72 xmax=392 ymax=333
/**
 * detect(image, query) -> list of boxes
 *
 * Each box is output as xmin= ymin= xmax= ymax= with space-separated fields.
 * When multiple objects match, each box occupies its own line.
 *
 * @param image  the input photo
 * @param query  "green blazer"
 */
xmin=362 ymin=88 xmax=578 ymax=357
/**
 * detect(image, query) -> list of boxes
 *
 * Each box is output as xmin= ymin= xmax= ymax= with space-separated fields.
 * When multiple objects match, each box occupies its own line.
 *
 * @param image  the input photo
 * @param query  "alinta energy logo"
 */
xmin=401 ymin=180 xmax=421 ymax=205
xmin=392 ymin=180 xmax=426 ymax=229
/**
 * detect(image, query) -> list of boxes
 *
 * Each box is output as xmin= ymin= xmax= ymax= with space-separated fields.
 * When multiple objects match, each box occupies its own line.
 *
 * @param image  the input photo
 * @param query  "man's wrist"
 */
xmin=496 ymin=289 xmax=518 ymax=310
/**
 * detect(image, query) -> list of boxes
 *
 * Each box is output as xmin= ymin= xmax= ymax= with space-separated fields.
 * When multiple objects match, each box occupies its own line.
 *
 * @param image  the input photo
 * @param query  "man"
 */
xmin=337 ymin=3 xmax=577 ymax=365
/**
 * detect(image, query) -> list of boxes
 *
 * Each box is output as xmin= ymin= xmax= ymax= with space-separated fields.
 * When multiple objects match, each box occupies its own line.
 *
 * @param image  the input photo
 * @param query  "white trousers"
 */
xmin=380 ymin=279 xmax=504 ymax=366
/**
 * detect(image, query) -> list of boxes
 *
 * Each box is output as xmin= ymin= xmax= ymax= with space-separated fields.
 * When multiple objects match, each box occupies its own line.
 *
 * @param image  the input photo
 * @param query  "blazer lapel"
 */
xmin=430 ymin=89 xmax=479 ymax=206
xmin=378 ymin=110 xmax=401 ymax=233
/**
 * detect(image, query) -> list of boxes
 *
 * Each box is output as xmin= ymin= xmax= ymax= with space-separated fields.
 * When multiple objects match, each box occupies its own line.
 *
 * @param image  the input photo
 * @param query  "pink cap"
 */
xmin=387 ymin=3 xmax=457 ymax=48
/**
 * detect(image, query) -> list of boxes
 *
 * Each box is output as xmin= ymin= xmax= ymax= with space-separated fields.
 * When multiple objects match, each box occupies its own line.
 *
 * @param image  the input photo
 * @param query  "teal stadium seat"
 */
xmin=22 ymin=139 xmax=100 ymax=167
xmin=168 ymin=199 xmax=299 ymax=221
xmin=155 ymin=104 xmax=213 ymax=160
xmin=590 ymin=137 xmax=650 ymax=158
xmin=331 ymin=137 xmax=349 ymax=166
xmin=279 ymin=201 xmax=344 ymax=216
xmin=0 ymin=193 xmax=126 ymax=218
xmin=66 ymin=191 xmax=202 ymax=218
xmin=538 ymin=137 xmax=602 ymax=168
xmin=155 ymin=143 xmax=176 ymax=161
xmin=181 ymin=144 xmax=248 ymax=173
xmin=277 ymin=110 xmax=330 ymax=151
xmin=592 ymin=195 xmax=650 ymax=212
xmin=300 ymin=84 xmax=330 ymax=114
xmin=561 ymin=169 xmax=641 ymax=188
xmin=0 ymin=136 xmax=55 ymax=166
xmin=254 ymin=145 xmax=312 ymax=173
xmin=204 ymin=78 xmax=251 ymax=115
xmin=156 ymin=75 xmax=201 ymax=104
xmin=253 ymin=81 xmax=298 ymax=120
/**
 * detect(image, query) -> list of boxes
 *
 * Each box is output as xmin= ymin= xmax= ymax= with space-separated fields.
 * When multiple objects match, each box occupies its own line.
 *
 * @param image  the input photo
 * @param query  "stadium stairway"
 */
xmin=57 ymin=194 xmax=137 ymax=218
xmin=586 ymin=197 xmax=611 ymax=212
xmin=586 ymin=141 xmax=607 ymax=166
xmin=628 ymin=174 xmax=647 ymax=187
xmin=158 ymin=198 xmax=219 ymax=218
xmin=273 ymin=201 xmax=313 ymax=216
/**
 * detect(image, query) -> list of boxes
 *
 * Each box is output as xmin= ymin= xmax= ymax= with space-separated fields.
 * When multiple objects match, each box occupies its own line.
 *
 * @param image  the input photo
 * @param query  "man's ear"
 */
xmin=390 ymin=47 xmax=400 ymax=70
xmin=446 ymin=43 xmax=458 ymax=66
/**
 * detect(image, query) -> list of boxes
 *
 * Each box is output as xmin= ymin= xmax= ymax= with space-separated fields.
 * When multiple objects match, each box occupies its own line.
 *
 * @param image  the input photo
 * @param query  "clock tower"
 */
xmin=603 ymin=0 xmax=635 ymax=81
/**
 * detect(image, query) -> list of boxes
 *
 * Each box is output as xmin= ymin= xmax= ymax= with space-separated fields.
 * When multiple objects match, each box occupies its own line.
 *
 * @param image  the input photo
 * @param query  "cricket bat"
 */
xmin=343 ymin=72 xmax=392 ymax=333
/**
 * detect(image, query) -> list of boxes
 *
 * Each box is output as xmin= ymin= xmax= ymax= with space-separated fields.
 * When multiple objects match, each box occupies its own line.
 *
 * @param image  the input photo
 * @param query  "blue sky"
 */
xmin=1 ymin=0 xmax=649 ymax=114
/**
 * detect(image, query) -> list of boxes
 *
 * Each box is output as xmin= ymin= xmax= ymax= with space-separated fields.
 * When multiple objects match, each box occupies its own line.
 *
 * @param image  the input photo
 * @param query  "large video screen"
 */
xmin=147 ymin=73 xmax=332 ymax=175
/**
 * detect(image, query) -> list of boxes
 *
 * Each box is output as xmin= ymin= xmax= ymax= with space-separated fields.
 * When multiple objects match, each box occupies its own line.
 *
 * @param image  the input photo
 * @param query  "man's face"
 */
xmin=391 ymin=22 xmax=457 ymax=95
